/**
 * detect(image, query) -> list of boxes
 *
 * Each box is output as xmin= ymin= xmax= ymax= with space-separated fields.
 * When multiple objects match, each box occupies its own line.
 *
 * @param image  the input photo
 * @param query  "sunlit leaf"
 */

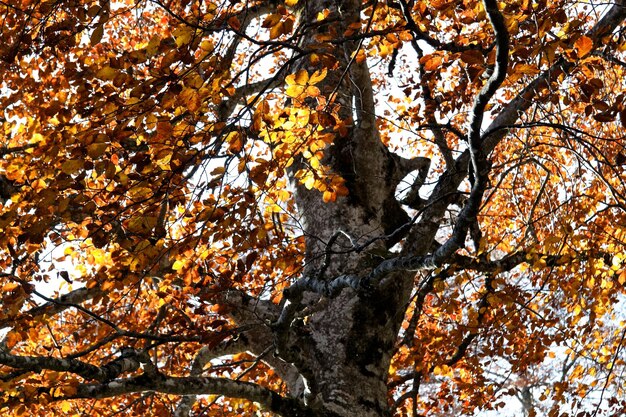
xmin=574 ymin=35 xmax=594 ymax=57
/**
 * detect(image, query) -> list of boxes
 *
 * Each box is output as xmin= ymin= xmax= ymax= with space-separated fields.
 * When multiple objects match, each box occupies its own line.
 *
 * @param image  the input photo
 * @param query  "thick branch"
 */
xmin=0 ymin=286 xmax=103 ymax=329
xmin=0 ymin=345 xmax=148 ymax=383
xmin=69 ymin=374 xmax=315 ymax=417
xmin=393 ymin=0 xmax=509 ymax=274
xmin=174 ymin=336 xmax=263 ymax=417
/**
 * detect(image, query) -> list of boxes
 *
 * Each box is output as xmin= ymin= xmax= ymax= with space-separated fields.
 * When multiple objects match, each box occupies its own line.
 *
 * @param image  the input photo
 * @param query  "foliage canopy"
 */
xmin=1 ymin=0 xmax=626 ymax=416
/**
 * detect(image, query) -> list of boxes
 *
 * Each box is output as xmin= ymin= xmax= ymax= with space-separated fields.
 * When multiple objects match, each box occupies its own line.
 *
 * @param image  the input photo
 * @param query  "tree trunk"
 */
xmin=282 ymin=1 xmax=423 ymax=415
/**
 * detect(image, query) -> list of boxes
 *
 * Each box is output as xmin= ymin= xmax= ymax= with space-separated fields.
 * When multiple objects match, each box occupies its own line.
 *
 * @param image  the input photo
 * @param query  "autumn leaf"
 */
xmin=285 ymin=83 xmax=306 ymax=98
xmin=420 ymin=53 xmax=443 ymax=71
xmin=460 ymin=50 xmax=485 ymax=65
xmin=61 ymin=159 xmax=83 ymax=175
xmin=309 ymin=68 xmax=327 ymax=84
xmin=87 ymin=143 xmax=108 ymax=158
xmin=285 ymin=70 xmax=308 ymax=98
xmin=90 ymin=24 xmax=104 ymax=45
xmin=574 ymin=35 xmax=594 ymax=58
xmin=173 ymin=25 xmax=195 ymax=47
xmin=226 ymin=130 xmax=244 ymax=153
xmin=96 ymin=66 xmax=117 ymax=80
xmin=285 ymin=69 xmax=326 ymax=98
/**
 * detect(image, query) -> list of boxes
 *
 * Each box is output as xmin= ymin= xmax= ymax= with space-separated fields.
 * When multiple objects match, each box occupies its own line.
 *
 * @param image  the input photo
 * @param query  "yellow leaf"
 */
xmin=285 ymin=72 xmax=297 ymax=85
xmin=573 ymin=304 xmax=581 ymax=316
xmin=172 ymin=260 xmax=185 ymax=271
xmin=294 ymin=69 xmax=309 ymax=85
xmin=303 ymin=175 xmax=315 ymax=190
xmin=146 ymin=35 xmax=160 ymax=57
xmin=433 ymin=365 xmax=452 ymax=376
xmin=60 ymin=401 xmax=72 ymax=413
xmin=286 ymin=84 xmax=305 ymax=98
xmin=265 ymin=203 xmax=282 ymax=213
xmin=200 ymin=39 xmax=213 ymax=52
xmin=276 ymin=189 xmax=290 ymax=201
xmin=181 ymin=87 xmax=202 ymax=113
xmin=173 ymin=25 xmax=194 ymax=47
xmin=317 ymin=9 xmax=330 ymax=21
xmin=285 ymin=0 xmax=299 ymax=6
xmin=308 ymin=68 xmax=327 ymax=84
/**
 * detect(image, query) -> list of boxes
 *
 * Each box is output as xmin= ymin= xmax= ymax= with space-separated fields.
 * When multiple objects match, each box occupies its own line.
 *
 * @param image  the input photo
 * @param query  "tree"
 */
xmin=1 ymin=0 xmax=626 ymax=416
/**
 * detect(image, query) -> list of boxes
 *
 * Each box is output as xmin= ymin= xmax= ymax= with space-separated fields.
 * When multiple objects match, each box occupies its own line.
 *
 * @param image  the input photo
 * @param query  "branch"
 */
xmin=279 ymin=239 xmax=591 ymax=311
xmin=212 ymin=289 xmax=306 ymax=396
xmin=0 ymin=143 xmax=39 ymax=156
xmin=174 ymin=336 xmax=263 ymax=417
xmin=68 ymin=374 xmax=315 ymax=417
xmin=443 ymin=275 xmax=495 ymax=367
xmin=0 ymin=345 xmax=149 ymax=383
xmin=408 ymin=39 xmax=454 ymax=167
xmin=0 ymin=286 xmax=103 ymax=329
xmin=378 ymin=0 xmax=510 ymax=283
xmin=399 ymin=156 xmax=432 ymax=209
xmin=218 ymin=75 xmax=285 ymax=120
xmin=466 ymin=0 xmax=509 ymax=159
xmin=216 ymin=288 xmax=280 ymax=325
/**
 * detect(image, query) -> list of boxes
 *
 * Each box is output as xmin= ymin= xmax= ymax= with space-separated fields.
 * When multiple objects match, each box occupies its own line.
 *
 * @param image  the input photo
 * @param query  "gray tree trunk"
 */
xmin=281 ymin=1 xmax=422 ymax=415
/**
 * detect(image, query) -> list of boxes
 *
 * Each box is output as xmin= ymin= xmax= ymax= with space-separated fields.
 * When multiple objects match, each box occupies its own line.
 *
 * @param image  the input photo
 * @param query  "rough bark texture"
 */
xmin=274 ymin=1 xmax=430 ymax=416
xmin=239 ymin=2 xmax=410 ymax=415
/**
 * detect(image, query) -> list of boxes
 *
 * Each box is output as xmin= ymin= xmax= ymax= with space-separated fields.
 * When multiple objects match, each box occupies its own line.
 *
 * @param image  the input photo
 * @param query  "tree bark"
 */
xmin=281 ymin=1 xmax=424 ymax=415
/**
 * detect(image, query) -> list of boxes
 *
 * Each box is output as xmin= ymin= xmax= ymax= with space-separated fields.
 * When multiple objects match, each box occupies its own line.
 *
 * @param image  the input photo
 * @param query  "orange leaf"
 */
xmin=322 ymin=190 xmax=336 ymax=202
xmin=420 ymin=54 xmax=443 ymax=71
xmin=460 ymin=50 xmax=484 ymax=65
xmin=574 ymin=35 xmax=594 ymax=58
